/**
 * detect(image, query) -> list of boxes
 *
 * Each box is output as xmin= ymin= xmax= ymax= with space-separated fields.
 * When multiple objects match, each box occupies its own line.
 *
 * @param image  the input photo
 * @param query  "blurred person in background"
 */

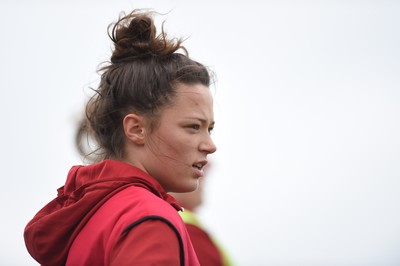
xmin=170 ymin=165 xmax=235 ymax=266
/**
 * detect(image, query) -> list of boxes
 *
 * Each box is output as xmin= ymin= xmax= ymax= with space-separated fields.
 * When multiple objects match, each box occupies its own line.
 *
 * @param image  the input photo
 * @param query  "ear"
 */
xmin=123 ymin=113 xmax=146 ymax=145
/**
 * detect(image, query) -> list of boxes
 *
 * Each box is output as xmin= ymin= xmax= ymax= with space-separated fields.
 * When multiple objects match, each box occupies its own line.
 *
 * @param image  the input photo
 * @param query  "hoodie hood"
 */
xmin=24 ymin=159 xmax=181 ymax=266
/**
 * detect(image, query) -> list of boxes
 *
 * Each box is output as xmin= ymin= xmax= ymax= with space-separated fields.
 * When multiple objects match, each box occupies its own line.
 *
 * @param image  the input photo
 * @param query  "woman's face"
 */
xmin=142 ymin=83 xmax=217 ymax=192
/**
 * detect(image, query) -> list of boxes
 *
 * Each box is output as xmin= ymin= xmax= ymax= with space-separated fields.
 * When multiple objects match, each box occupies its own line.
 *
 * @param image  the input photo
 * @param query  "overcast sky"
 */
xmin=1 ymin=1 xmax=399 ymax=265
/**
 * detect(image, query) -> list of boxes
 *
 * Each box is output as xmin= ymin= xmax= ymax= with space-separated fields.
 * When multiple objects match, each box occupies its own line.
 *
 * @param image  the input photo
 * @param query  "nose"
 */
xmin=200 ymin=134 xmax=217 ymax=154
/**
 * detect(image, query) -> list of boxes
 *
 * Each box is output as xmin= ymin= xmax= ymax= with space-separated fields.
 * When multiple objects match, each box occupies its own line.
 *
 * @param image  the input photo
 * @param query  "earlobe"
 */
xmin=123 ymin=114 xmax=145 ymax=145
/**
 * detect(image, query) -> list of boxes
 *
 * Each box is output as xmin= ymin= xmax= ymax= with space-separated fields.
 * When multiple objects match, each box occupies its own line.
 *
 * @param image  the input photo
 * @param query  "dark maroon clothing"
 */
xmin=186 ymin=223 xmax=224 ymax=266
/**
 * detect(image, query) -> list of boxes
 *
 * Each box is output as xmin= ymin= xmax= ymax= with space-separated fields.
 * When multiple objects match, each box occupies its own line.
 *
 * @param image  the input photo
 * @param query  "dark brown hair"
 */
xmin=77 ymin=9 xmax=211 ymax=162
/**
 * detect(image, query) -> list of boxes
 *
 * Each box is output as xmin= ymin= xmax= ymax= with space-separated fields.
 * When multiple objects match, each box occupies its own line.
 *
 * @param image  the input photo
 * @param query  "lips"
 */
xmin=192 ymin=160 xmax=207 ymax=177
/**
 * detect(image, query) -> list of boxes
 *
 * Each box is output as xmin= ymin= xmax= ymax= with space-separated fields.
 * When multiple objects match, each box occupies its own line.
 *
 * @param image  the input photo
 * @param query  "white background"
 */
xmin=1 ymin=1 xmax=399 ymax=265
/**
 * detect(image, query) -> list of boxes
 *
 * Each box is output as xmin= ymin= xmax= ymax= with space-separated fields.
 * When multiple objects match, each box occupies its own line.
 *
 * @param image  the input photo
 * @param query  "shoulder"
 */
xmin=105 ymin=187 xmax=188 ymax=265
xmin=96 ymin=185 xmax=183 ymax=233
xmin=110 ymin=219 xmax=183 ymax=265
xmin=108 ymin=186 xmax=177 ymax=216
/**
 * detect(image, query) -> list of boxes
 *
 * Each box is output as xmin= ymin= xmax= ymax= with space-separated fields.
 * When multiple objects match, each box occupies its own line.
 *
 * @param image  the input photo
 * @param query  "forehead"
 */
xmin=170 ymin=83 xmax=213 ymax=110
xmin=152 ymin=83 xmax=214 ymax=125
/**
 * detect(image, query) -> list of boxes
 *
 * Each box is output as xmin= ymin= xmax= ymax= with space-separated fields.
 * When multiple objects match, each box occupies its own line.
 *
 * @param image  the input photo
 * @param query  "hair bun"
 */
xmin=127 ymin=16 xmax=153 ymax=42
xmin=109 ymin=10 xmax=184 ymax=63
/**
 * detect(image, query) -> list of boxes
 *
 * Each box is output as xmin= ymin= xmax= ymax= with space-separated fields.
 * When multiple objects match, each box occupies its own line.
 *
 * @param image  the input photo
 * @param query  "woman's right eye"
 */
xmin=188 ymin=124 xmax=200 ymax=130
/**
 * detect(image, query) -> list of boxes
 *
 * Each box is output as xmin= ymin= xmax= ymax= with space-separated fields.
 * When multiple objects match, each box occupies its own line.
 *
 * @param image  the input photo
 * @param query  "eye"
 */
xmin=208 ymin=126 xmax=214 ymax=135
xmin=188 ymin=124 xmax=200 ymax=130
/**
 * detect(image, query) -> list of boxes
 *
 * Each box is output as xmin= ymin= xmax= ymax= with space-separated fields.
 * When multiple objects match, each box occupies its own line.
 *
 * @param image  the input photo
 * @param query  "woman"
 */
xmin=24 ymin=9 xmax=216 ymax=266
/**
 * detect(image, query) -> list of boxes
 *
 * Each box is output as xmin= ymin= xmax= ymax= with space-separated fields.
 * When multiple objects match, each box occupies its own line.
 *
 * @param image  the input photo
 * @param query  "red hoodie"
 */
xmin=24 ymin=159 xmax=199 ymax=265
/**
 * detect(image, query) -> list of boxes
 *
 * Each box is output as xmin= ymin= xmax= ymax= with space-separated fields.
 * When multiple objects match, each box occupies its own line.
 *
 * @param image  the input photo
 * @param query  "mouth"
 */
xmin=192 ymin=160 xmax=208 ymax=177
xmin=192 ymin=160 xmax=207 ymax=170
xmin=192 ymin=163 xmax=202 ymax=170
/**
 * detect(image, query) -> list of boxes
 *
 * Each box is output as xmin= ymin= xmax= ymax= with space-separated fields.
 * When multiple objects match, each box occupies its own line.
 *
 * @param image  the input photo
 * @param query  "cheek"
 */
xmin=149 ymin=132 xmax=186 ymax=158
xmin=158 ymin=127 xmax=189 ymax=148
xmin=150 ymin=125 xmax=197 ymax=159
xmin=165 ymin=140 xmax=197 ymax=166
xmin=165 ymin=139 xmax=191 ymax=157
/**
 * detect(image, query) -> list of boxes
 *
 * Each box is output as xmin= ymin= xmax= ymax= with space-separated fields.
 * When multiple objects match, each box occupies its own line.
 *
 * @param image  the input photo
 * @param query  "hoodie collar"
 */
xmin=62 ymin=159 xmax=181 ymax=211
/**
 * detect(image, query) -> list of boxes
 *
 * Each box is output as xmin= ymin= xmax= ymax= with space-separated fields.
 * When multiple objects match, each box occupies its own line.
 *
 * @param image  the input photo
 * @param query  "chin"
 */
xmin=175 ymin=180 xmax=199 ymax=193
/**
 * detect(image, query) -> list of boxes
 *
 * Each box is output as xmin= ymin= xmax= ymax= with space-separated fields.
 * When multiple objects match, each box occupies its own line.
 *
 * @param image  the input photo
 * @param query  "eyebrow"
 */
xmin=184 ymin=117 xmax=215 ymax=126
